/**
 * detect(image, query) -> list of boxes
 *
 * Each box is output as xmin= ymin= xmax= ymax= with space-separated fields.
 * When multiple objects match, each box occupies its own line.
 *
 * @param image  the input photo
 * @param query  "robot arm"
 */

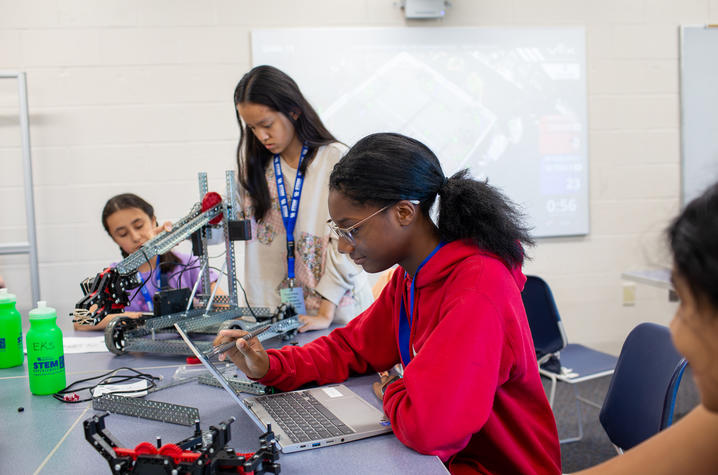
xmin=73 ymin=193 xmax=225 ymax=326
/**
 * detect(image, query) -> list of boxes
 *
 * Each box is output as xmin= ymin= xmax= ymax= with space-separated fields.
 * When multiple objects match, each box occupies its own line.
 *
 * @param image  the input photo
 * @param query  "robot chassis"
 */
xmin=74 ymin=171 xmax=300 ymax=355
xmin=84 ymin=412 xmax=281 ymax=475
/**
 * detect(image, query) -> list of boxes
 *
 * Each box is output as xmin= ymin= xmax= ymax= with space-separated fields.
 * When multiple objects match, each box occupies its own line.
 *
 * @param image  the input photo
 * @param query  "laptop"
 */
xmin=174 ymin=324 xmax=392 ymax=453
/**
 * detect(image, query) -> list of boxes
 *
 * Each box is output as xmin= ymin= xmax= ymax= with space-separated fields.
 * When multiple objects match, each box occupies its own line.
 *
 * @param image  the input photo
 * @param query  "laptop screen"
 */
xmin=174 ymin=323 xmax=260 ymax=418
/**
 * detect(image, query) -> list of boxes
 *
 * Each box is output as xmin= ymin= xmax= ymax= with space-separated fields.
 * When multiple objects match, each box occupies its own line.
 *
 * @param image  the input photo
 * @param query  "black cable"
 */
xmin=175 ymin=258 xmax=201 ymax=293
xmin=125 ymin=249 xmax=257 ymax=319
xmin=53 ymin=367 xmax=160 ymax=403
xmin=169 ymin=253 xmax=226 ymax=299
xmin=234 ymin=275 xmax=257 ymax=318
xmin=177 ymin=250 xmax=225 ymax=290
xmin=208 ymin=265 xmax=259 ymax=320
xmin=158 ymin=258 xmax=188 ymax=288
xmin=159 ymin=257 xmax=198 ymax=291
xmin=171 ymin=239 xmax=227 ymax=291
xmin=127 ymin=249 xmax=156 ymax=306
xmin=169 ymin=264 xmax=199 ymax=291
xmin=127 ymin=253 xmax=199 ymax=306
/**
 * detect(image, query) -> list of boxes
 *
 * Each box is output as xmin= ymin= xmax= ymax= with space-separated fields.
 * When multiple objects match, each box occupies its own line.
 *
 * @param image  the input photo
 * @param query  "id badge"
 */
xmin=279 ymin=285 xmax=306 ymax=315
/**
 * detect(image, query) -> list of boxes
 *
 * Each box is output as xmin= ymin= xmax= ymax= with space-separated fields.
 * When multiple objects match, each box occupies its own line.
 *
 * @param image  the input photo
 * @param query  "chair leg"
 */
xmin=548 ymin=375 xmax=557 ymax=408
xmin=576 ymin=395 xmax=602 ymax=410
xmin=559 ymin=385 xmax=584 ymax=444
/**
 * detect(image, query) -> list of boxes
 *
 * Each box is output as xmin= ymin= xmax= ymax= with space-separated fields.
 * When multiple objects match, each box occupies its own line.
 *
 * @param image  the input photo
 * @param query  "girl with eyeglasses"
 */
xmin=217 ymin=132 xmax=562 ymax=474
xmin=575 ymin=182 xmax=718 ymax=475
xmin=234 ymin=65 xmax=373 ymax=332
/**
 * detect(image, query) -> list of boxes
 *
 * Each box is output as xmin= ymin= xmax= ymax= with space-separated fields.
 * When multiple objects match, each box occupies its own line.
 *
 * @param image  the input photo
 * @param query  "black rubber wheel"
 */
xmin=104 ymin=316 xmax=136 ymax=355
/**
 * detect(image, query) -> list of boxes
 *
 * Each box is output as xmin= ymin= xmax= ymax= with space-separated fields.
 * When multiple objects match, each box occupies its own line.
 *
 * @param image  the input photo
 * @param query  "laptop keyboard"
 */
xmin=254 ymin=391 xmax=356 ymax=443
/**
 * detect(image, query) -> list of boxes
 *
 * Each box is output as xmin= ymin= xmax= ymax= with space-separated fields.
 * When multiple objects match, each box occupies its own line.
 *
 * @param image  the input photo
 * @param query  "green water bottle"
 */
xmin=0 ymin=288 xmax=24 ymax=368
xmin=26 ymin=301 xmax=66 ymax=395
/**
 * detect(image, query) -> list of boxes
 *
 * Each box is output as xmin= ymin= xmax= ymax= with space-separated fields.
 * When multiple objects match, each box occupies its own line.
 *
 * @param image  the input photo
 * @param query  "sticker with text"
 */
xmin=321 ymin=386 xmax=343 ymax=398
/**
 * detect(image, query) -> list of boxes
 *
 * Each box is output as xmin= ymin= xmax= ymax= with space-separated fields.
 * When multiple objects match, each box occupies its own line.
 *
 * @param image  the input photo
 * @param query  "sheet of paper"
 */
xmin=62 ymin=336 xmax=109 ymax=354
xmin=92 ymin=379 xmax=149 ymax=398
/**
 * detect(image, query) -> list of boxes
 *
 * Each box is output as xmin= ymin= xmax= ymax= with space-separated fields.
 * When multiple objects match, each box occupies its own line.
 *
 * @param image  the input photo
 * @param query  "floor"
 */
xmin=548 ymin=366 xmax=699 ymax=473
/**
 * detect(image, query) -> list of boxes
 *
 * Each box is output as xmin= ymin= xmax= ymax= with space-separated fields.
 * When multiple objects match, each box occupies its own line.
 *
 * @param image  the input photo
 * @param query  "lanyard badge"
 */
xmin=274 ymin=144 xmax=309 ymax=314
xmin=137 ymin=255 xmax=162 ymax=313
xmin=398 ymin=242 xmax=445 ymax=367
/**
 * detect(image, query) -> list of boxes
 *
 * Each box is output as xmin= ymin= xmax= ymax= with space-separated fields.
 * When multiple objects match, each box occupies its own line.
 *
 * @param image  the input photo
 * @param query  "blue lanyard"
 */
xmin=273 ymin=144 xmax=309 ymax=281
xmin=137 ymin=256 xmax=161 ymax=312
xmin=398 ymin=242 xmax=445 ymax=367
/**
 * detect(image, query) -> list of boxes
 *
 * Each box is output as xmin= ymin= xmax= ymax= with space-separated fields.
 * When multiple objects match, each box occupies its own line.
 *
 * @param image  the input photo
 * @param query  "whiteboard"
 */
xmin=252 ymin=27 xmax=588 ymax=237
xmin=680 ymin=26 xmax=718 ymax=206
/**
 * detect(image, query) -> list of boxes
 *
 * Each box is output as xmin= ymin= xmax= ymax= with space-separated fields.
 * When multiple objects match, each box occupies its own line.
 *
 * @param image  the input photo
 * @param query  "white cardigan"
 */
xmin=239 ymin=142 xmax=372 ymax=324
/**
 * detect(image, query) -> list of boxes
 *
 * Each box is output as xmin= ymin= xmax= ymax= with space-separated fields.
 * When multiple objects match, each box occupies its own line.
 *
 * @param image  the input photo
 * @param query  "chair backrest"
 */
xmin=599 ymin=322 xmax=688 ymax=452
xmin=521 ymin=275 xmax=568 ymax=359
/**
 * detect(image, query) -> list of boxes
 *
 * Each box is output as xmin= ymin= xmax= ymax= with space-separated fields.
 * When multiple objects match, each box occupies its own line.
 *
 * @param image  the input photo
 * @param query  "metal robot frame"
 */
xmin=73 ymin=171 xmax=300 ymax=355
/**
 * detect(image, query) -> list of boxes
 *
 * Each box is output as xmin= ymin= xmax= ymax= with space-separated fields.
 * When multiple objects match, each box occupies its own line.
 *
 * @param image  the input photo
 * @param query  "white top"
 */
xmin=239 ymin=142 xmax=373 ymax=324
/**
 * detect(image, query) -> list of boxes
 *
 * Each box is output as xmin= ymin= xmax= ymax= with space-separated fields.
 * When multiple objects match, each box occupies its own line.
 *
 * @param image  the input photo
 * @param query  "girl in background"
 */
xmin=74 ymin=193 xmax=220 ymax=330
xmin=218 ymin=133 xmax=562 ymax=474
xmin=234 ymin=65 xmax=372 ymax=332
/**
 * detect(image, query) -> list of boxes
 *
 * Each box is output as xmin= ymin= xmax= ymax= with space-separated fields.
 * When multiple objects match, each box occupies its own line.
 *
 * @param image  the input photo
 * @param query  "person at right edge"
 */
xmin=217 ymin=133 xmax=562 ymax=474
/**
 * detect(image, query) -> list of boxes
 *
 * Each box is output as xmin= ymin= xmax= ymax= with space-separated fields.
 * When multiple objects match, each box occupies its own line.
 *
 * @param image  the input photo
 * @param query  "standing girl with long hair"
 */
xmin=234 ymin=65 xmax=372 ymax=331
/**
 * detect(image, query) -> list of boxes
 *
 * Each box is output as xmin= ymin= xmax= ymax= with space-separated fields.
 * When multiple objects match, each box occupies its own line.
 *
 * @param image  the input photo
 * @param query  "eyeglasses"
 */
xmin=327 ymin=200 xmax=419 ymax=246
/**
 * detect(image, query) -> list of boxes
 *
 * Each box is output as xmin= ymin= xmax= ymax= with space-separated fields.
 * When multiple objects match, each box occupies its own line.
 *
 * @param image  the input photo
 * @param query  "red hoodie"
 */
xmin=259 ymin=240 xmax=561 ymax=474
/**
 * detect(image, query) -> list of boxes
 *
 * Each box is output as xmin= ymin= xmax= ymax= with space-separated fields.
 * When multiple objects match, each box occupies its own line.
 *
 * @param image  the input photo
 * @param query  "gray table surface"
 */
xmin=1 ymin=325 xmax=448 ymax=474
xmin=621 ymin=268 xmax=673 ymax=290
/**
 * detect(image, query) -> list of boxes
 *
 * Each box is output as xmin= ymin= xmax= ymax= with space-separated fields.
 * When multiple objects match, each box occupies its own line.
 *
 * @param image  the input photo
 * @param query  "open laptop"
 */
xmin=174 ymin=324 xmax=392 ymax=453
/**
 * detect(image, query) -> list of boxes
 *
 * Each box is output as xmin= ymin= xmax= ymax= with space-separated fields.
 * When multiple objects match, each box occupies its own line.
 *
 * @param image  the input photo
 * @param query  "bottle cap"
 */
xmin=29 ymin=300 xmax=57 ymax=321
xmin=0 ymin=288 xmax=17 ymax=304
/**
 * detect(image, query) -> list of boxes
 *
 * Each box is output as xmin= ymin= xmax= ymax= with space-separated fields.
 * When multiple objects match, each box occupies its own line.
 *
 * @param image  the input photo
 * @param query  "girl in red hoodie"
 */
xmin=217 ymin=132 xmax=562 ymax=474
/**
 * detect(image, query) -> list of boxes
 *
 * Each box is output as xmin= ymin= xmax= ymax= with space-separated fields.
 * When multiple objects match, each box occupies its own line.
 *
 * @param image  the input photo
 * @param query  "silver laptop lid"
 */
xmin=174 ymin=323 xmax=265 ymax=428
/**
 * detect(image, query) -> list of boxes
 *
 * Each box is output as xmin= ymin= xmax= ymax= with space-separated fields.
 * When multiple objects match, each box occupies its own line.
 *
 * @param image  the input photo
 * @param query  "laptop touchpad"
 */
xmin=313 ymin=386 xmax=384 ymax=428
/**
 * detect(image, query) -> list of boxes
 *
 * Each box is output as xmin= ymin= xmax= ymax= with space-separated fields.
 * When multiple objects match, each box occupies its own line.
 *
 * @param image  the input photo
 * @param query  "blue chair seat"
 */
xmin=548 ymin=343 xmax=617 ymax=384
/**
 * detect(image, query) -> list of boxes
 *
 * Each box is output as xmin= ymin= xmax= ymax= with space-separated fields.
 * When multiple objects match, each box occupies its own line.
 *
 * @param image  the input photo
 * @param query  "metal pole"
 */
xmin=224 ymin=170 xmax=239 ymax=305
xmin=0 ymin=71 xmax=41 ymax=304
xmin=17 ymin=72 xmax=41 ymax=304
xmin=197 ymin=172 xmax=211 ymax=297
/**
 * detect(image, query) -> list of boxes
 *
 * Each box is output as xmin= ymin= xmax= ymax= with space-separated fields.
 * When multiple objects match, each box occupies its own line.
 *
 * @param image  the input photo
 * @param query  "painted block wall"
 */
xmin=2 ymin=0 xmax=716 ymax=350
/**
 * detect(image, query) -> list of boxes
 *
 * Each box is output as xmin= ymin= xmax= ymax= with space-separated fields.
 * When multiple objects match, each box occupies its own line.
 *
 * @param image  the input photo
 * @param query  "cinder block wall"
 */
xmin=1 ymin=0 xmax=715 ymax=348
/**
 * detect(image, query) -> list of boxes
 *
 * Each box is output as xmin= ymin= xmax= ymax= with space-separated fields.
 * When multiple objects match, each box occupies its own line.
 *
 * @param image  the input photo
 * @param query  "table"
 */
xmin=621 ymin=268 xmax=677 ymax=301
xmin=0 ymin=325 xmax=448 ymax=474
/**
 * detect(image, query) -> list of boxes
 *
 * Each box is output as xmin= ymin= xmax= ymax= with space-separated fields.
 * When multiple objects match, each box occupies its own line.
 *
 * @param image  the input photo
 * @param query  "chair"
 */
xmin=521 ymin=275 xmax=618 ymax=444
xmin=599 ymin=322 xmax=688 ymax=454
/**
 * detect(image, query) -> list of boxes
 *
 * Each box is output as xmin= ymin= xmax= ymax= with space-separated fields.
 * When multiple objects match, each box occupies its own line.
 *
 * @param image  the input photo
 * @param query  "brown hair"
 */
xmin=101 ymin=193 xmax=181 ymax=270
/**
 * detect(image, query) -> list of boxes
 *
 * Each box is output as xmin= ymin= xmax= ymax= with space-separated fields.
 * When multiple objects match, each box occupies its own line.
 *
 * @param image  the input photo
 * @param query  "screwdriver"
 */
xmin=204 ymin=324 xmax=272 ymax=358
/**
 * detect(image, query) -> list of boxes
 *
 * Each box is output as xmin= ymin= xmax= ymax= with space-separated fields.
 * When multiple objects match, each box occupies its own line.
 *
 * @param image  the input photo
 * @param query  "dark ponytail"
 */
xmin=234 ymin=65 xmax=337 ymax=222
xmin=668 ymin=181 xmax=718 ymax=310
xmin=329 ymin=133 xmax=533 ymax=267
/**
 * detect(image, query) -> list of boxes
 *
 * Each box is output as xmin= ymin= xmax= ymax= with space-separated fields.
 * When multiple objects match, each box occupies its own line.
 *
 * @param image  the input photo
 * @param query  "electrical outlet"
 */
xmin=622 ymin=283 xmax=636 ymax=306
